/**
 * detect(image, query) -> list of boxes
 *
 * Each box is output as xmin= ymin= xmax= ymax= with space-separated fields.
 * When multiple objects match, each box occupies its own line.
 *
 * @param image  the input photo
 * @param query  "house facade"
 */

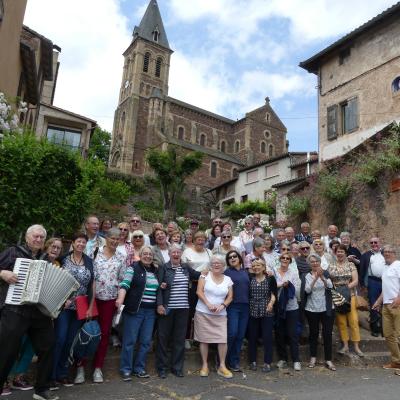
xmin=300 ymin=3 xmax=400 ymax=162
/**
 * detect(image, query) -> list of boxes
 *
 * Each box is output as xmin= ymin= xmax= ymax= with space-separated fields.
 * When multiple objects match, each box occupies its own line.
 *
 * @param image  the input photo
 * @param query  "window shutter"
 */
xmin=327 ymin=105 xmax=338 ymax=140
xmin=348 ymin=97 xmax=358 ymax=131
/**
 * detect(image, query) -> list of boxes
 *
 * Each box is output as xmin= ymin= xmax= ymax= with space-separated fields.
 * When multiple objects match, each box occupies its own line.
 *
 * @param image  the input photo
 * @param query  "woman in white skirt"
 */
xmin=194 ymin=255 xmax=233 ymax=378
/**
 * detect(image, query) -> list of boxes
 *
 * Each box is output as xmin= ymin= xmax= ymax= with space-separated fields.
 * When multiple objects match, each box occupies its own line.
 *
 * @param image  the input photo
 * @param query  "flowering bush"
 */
xmin=0 ymin=93 xmax=27 ymax=135
xmin=235 ymin=215 xmax=272 ymax=233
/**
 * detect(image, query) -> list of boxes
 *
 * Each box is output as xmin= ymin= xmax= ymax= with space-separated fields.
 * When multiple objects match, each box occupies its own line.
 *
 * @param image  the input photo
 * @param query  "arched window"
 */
xmin=155 ymin=57 xmax=162 ymax=78
xmin=232 ymin=168 xmax=238 ymax=178
xmin=200 ymin=134 xmax=206 ymax=146
xmin=143 ymin=52 xmax=150 ymax=73
xmin=392 ymin=76 xmax=400 ymax=93
xmin=178 ymin=126 xmax=184 ymax=140
xmin=120 ymin=112 xmax=126 ymax=135
xmin=235 ymin=140 xmax=240 ymax=153
xmin=269 ymin=144 xmax=274 ymax=157
xmin=111 ymin=152 xmax=120 ymax=167
xmin=153 ymin=28 xmax=159 ymax=42
xmin=220 ymin=140 xmax=226 ymax=153
xmin=210 ymin=161 xmax=217 ymax=178
xmin=260 ymin=141 xmax=266 ymax=153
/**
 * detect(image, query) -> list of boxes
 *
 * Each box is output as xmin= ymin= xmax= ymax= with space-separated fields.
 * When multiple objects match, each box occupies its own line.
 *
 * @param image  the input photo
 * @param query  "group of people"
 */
xmin=0 ymin=213 xmax=400 ymax=400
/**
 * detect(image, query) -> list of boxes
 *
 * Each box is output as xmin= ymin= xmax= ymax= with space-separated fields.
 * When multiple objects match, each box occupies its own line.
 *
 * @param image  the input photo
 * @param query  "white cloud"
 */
xmin=24 ymin=0 xmax=131 ymax=131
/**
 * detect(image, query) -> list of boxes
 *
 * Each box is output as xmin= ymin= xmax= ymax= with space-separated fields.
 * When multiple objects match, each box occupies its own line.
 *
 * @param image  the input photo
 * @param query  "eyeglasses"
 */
xmin=370 ymin=241 xmax=379 ymax=244
xmin=281 ymin=257 xmax=291 ymax=261
xmin=130 ymin=219 xmax=140 ymax=223
xmin=314 ymin=242 xmax=322 ymax=245
xmin=119 ymin=228 xmax=128 ymax=231
xmin=222 ymin=235 xmax=232 ymax=239
xmin=300 ymin=247 xmax=310 ymax=250
xmin=281 ymin=248 xmax=290 ymax=251
xmin=133 ymin=235 xmax=143 ymax=239
xmin=228 ymin=254 xmax=238 ymax=260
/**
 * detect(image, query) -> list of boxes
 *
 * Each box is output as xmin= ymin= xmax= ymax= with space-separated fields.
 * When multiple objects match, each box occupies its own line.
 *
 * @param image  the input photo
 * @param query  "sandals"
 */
xmin=337 ymin=347 xmax=349 ymax=355
xmin=325 ymin=361 xmax=336 ymax=371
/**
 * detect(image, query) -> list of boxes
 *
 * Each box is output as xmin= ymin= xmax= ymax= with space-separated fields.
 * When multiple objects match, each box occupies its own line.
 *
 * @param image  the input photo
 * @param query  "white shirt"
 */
xmin=275 ymin=268 xmax=301 ymax=310
xmin=321 ymin=235 xmax=340 ymax=254
xmin=160 ymin=248 xmax=170 ymax=264
xmin=128 ymin=232 xmax=150 ymax=246
xmin=382 ymin=260 xmax=400 ymax=304
xmin=181 ymin=247 xmax=212 ymax=271
xmin=369 ymin=252 xmax=386 ymax=278
xmin=213 ymin=236 xmax=245 ymax=254
xmin=196 ymin=274 xmax=233 ymax=316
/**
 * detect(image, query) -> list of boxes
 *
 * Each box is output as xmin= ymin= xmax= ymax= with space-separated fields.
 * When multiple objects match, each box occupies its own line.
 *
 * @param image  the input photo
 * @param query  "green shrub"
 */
xmin=225 ymin=199 xmax=275 ymax=219
xmin=316 ymin=171 xmax=351 ymax=203
xmin=285 ymin=196 xmax=310 ymax=218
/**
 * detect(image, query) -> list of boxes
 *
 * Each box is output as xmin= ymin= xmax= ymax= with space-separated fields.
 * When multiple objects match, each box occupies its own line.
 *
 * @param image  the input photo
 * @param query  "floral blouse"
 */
xmin=94 ymin=247 xmax=126 ymax=301
xmin=249 ymin=276 xmax=275 ymax=318
xmin=328 ymin=261 xmax=356 ymax=294
xmin=63 ymin=257 xmax=91 ymax=310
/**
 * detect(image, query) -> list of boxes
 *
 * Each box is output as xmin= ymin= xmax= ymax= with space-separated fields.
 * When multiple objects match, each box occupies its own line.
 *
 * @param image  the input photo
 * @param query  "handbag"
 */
xmin=68 ymin=320 xmax=101 ymax=364
xmin=355 ymin=294 xmax=369 ymax=311
xmin=75 ymin=295 xmax=99 ymax=320
xmin=331 ymin=287 xmax=351 ymax=314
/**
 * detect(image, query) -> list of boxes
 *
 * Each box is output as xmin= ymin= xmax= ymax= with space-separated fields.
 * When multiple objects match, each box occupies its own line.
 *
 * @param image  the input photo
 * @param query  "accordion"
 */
xmin=5 ymin=258 xmax=80 ymax=318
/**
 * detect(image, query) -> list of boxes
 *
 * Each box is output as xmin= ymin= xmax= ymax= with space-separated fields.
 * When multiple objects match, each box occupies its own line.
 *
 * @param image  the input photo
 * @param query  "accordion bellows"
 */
xmin=5 ymin=258 xmax=80 ymax=318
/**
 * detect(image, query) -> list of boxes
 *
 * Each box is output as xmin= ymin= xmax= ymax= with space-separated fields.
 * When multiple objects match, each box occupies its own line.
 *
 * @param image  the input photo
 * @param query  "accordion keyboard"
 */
xmin=5 ymin=258 xmax=31 ymax=305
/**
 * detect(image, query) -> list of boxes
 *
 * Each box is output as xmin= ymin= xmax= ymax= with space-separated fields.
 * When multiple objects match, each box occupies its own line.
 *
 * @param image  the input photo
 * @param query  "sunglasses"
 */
xmin=370 ymin=241 xmax=378 ymax=244
xmin=130 ymin=219 xmax=140 ymax=223
xmin=222 ymin=235 xmax=231 ymax=239
xmin=133 ymin=235 xmax=143 ymax=239
xmin=314 ymin=242 xmax=322 ymax=245
xmin=281 ymin=256 xmax=291 ymax=261
xmin=228 ymin=254 xmax=238 ymax=259
xmin=300 ymin=247 xmax=310 ymax=250
xmin=119 ymin=228 xmax=128 ymax=231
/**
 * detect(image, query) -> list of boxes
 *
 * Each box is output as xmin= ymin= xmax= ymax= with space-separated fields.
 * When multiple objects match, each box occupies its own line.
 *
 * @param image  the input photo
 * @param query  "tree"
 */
xmin=146 ymin=145 xmax=203 ymax=222
xmin=87 ymin=127 xmax=111 ymax=165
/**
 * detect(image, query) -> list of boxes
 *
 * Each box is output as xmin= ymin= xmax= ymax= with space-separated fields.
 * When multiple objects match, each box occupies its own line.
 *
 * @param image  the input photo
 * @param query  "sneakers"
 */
xmin=249 ymin=362 xmax=257 ymax=371
xmin=121 ymin=372 xmax=132 ymax=382
xmin=93 ymin=368 xmax=104 ymax=383
xmin=56 ymin=378 xmax=73 ymax=387
xmin=111 ymin=335 xmax=121 ymax=348
xmin=276 ymin=360 xmax=287 ymax=369
xmin=228 ymin=364 xmax=241 ymax=372
xmin=33 ymin=391 xmax=59 ymax=400
xmin=199 ymin=367 xmax=209 ymax=377
xmin=12 ymin=375 xmax=34 ymax=391
xmin=134 ymin=371 xmax=150 ymax=378
xmin=262 ymin=364 xmax=271 ymax=373
xmin=217 ymin=367 xmax=233 ymax=379
xmin=48 ymin=381 xmax=59 ymax=391
xmin=383 ymin=362 xmax=400 ymax=369
xmin=294 ymin=362 xmax=302 ymax=371
xmin=1 ymin=382 xmax=11 ymax=396
xmin=184 ymin=339 xmax=191 ymax=350
xmin=74 ymin=366 xmax=85 ymax=384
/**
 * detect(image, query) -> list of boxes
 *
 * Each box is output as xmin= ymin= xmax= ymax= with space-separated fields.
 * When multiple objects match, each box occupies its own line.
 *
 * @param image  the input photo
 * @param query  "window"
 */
xmin=246 ymin=170 xmax=258 ymax=183
xmin=232 ymin=168 xmax=238 ymax=178
xmin=265 ymin=163 xmax=279 ymax=178
xmin=155 ymin=57 xmax=162 ymax=78
xmin=0 ymin=0 xmax=4 ymax=22
xmin=177 ymin=126 xmax=184 ymax=140
xmin=264 ymin=130 xmax=270 ymax=139
xmin=268 ymin=144 xmax=274 ymax=157
xmin=235 ymin=140 xmax=240 ymax=152
xmin=120 ymin=111 xmax=126 ymax=134
xmin=297 ymin=168 xmax=306 ymax=178
xmin=339 ymin=47 xmax=351 ymax=65
xmin=210 ymin=161 xmax=217 ymax=178
xmin=47 ymin=126 xmax=81 ymax=151
xmin=241 ymin=195 xmax=248 ymax=203
xmin=341 ymin=97 xmax=358 ymax=133
xmin=153 ymin=29 xmax=159 ymax=42
xmin=134 ymin=161 xmax=139 ymax=170
xmin=260 ymin=141 xmax=266 ymax=153
xmin=264 ymin=189 xmax=274 ymax=201
xmin=200 ymin=134 xmax=206 ymax=146
xmin=265 ymin=112 xmax=270 ymax=122
xmin=220 ymin=140 xmax=226 ymax=153
xmin=392 ymin=77 xmax=400 ymax=93
xmin=327 ymin=104 xmax=338 ymax=140
xmin=143 ymin=52 xmax=150 ymax=73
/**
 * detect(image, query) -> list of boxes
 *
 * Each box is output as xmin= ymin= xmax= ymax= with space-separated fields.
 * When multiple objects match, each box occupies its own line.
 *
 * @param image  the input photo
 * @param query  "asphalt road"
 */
xmin=10 ymin=365 xmax=400 ymax=400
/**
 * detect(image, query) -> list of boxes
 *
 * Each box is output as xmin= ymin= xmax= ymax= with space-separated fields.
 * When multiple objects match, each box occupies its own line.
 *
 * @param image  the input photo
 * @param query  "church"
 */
xmin=108 ymin=0 xmax=288 ymax=201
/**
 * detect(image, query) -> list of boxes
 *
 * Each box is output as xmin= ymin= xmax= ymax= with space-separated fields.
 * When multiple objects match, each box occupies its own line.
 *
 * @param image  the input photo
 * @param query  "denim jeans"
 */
xmin=120 ymin=307 xmax=156 ymax=374
xmin=227 ymin=303 xmax=249 ymax=368
xmin=52 ymin=309 xmax=83 ymax=380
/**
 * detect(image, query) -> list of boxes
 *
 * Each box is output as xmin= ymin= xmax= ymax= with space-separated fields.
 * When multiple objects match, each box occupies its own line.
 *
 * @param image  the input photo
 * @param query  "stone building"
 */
xmin=109 ymin=0 xmax=287 ymax=198
xmin=300 ymin=2 xmax=400 ymax=162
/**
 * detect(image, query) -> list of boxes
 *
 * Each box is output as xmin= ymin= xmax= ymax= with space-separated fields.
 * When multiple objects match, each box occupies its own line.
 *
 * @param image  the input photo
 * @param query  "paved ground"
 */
xmin=11 ymin=365 xmax=400 ymax=400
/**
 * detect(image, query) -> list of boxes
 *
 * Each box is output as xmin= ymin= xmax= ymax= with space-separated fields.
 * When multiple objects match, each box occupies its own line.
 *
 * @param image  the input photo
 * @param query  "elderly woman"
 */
xmin=305 ymin=254 xmax=336 ymax=371
xmin=149 ymin=222 xmax=164 ymax=246
xmin=328 ymin=244 xmax=362 ymax=356
xmin=156 ymin=245 xmax=201 ymax=378
xmin=311 ymin=230 xmax=322 ymax=242
xmin=99 ymin=218 xmax=112 ymax=238
xmin=169 ymin=230 xmax=183 ymax=247
xmin=194 ymin=255 xmax=233 ymax=379
xmin=206 ymin=224 xmax=222 ymax=250
xmin=224 ymin=250 xmax=249 ymax=372
xmin=52 ymin=232 xmax=95 ymax=386
xmin=311 ymin=238 xmax=332 ymax=270
xmin=213 ymin=230 xmax=239 ymax=257
xmin=77 ymin=228 xmax=126 ymax=384
xmin=275 ymin=253 xmax=301 ymax=371
xmin=43 ymin=237 xmax=63 ymax=266
xmin=340 ymin=232 xmax=362 ymax=274
xmin=248 ymin=258 xmax=276 ymax=372
xmin=152 ymin=228 xmax=170 ymax=267
xmin=117 ymin=222 xmax=135 ymax=266
xmin=183 ymin=229 xmax=194 ymax=250
xmin=116 ymin=246 xmax=160 ymax=380
xmin=239 ymin=216 xmax=254 ymax=247
xmin=262 ymin=234 xmax=279 ymax=271
xmin=244 ymin=237 xmax=267 ymax=271
xmin=130 ymin=230 xmax=146 ymax=263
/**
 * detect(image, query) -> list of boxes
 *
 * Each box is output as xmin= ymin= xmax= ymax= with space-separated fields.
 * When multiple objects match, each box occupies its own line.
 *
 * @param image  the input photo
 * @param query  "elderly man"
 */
xmin=84 ymin=214 xmax=106 ymax=258
xmin=205 ymin=217 xmax=223 ymax=237
xmin=156 ymin=245 xmax=201 ymax=378
xmin=321 ymin=225 xmax=340 ymax=252
xmin=0 ymin=225 xmax=58 ymax=400
xmin=340 ymin=232 xmax=362 ymax=274
xmin=372 ymin=245 xmax=400 ymax=370
xmin=244 ymin=227 xmax=264 ymax=255
xmin=252 ymin=213 xmax=261 ymax=228
xmin=285 ymin=227 xmax=297 ymax=245
xmin=295 ymin=222 xmax=312 ymax=244
xmin=128 ymin=215 xmax=150 ymax=245
xmin=361 ymin=237 xmax=385 ymax=336
xmin=273 ymin=229 xmax=286 ymax=253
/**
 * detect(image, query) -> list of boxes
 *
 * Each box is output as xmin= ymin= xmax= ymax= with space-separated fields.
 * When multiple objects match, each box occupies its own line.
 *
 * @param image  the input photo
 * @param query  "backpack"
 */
xmin=69 ymin=320 xmax=101 ymax=364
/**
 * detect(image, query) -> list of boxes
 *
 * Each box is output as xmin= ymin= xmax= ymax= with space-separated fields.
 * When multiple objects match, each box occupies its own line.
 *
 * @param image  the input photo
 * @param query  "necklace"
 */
xmin=71 ymin=253 xmax=83 ymax=265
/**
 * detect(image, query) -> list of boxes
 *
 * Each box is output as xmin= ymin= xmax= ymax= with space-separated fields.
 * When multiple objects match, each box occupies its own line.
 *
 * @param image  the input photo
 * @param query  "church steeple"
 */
xmin=132 ymin=0 xmax=171 ymax=50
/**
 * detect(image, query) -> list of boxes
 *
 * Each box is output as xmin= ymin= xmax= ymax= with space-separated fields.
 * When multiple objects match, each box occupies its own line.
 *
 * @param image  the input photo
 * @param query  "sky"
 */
xmin=24 ymin=0 xmax=396 ymax=152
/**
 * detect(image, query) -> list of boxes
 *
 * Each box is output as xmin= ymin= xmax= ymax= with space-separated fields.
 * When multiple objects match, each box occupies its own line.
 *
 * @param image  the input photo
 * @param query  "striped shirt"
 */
xmin=168 ymin=266 xmax=189 ymax=309
xmin=120 ymin=267 xmax=159 ymax=307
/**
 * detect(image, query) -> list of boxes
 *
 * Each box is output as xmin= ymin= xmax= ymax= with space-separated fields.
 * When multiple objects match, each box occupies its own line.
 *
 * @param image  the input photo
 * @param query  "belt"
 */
xmin=368 ymin=276 xmax=382 ymax=282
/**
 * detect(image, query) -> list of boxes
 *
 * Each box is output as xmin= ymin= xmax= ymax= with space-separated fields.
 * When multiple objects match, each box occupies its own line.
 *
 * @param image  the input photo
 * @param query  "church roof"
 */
xmin=133 ymin=0 xmax=171 ymax=51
